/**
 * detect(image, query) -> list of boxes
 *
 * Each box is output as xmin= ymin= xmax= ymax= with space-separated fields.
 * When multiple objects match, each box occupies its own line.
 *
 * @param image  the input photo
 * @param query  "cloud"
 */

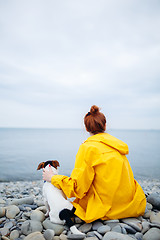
xmin=0 ymin=0 xmax=160 ymax=129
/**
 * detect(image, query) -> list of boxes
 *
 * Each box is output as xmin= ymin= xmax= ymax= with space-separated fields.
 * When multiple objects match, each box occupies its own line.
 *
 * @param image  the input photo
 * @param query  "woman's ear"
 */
xmin=37 ymin=162 xmax=45 ymax=170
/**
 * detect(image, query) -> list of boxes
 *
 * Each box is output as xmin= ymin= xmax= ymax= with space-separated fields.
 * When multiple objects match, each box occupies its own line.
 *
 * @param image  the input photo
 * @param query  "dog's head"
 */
xmin=37 ymin=160 xmax=60 ymax=171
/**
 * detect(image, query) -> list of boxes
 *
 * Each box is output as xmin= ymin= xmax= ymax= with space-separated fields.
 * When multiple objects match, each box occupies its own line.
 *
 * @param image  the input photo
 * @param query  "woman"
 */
xmin=43 ymin=105 xmax=146 ymax=223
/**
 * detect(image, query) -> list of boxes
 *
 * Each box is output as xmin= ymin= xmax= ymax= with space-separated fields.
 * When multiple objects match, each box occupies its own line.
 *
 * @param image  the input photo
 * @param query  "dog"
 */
xmin=37 ymin=160 xmax=85 ymax=236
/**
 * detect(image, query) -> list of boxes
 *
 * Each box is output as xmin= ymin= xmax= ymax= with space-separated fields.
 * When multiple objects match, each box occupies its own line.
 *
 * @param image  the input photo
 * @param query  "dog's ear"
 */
xmin=37 ymin=162 xmax=45 ymax=170
xmin=52 ymin=160 xmax=60 ymax=169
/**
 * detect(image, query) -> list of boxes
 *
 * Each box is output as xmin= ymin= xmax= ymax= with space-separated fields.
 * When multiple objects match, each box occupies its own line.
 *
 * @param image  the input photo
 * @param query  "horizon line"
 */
xmin=0 ymin=127 xmax=159 ymax=131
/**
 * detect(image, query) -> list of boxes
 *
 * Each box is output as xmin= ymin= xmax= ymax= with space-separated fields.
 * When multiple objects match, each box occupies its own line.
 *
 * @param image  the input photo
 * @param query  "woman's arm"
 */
xmin=50 ymin=144 xmax=96 ymax=199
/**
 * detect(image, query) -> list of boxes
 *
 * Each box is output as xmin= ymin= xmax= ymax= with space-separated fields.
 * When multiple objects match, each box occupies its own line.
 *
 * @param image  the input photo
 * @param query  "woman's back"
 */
xmin=71 ymin=133 xmax=146 ymax=222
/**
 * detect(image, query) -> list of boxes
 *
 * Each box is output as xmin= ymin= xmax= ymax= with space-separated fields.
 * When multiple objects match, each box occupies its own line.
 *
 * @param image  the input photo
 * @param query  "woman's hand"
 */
xmin=42 ymin=166 xmax=54 ymax=182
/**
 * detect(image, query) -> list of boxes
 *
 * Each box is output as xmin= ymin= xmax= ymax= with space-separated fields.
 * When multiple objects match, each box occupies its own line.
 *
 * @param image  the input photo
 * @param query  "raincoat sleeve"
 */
xmin=51 ymin=144 xmax=95 ymax=199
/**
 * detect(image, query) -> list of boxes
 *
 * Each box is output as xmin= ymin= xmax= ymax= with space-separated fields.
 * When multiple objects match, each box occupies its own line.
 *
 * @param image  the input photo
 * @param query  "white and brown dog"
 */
xmin=37 ymin=160 xmax=85 ymax=236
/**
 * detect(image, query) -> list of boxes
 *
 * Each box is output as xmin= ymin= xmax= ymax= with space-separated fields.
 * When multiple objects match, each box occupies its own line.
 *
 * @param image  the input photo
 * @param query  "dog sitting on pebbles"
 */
xmin=37 ymin=160 xmax=85 ymax=236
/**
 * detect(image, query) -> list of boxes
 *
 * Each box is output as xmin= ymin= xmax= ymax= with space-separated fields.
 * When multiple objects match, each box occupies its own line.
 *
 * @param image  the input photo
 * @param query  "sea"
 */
xmin=0 ymin=128 xmax=159 ymax=182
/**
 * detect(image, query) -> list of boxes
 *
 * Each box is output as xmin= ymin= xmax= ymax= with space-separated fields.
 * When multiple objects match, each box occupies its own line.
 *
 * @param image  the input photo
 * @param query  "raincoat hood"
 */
xmin=85 ymin=132 xmax=129 ymax=155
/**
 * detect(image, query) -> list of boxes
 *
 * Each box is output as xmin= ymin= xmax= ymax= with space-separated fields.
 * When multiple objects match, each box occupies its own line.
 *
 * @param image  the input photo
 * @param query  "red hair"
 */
xmin=84 ymin=105 xmax=106 ymax=134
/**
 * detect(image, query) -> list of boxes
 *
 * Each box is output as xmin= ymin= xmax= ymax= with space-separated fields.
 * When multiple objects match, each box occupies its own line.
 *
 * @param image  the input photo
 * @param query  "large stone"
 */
xmin=24 ymin=231 xmax=45 ymax=240
xmin=30 ymin=210 xmax=45 ymax=222
xmin=121 ymin=218 xmax=142 ymax=232
xmin=10 ymin=197 xmax=34 ymax=206
xmin=43 ymin=219 xmax=64 ymax=235
xmin=102 ymin=231 xmax=135 ymax=240
xmin=44 ymin=229 xmax=55 ymax=240
xmin=0 ymin=207 xmax=6 ymax=217
xmin=143 ymin=227 xmax=160 ymax=240
xmin=21 ymin=220 xmax=43 ymax=235
xmin=78 ymin=223 xmax=92 ymax=233
xmin=6 ymin=205 xmax=20 ymax=219
xmin=147 ymin=194 xmax=160 ymax=210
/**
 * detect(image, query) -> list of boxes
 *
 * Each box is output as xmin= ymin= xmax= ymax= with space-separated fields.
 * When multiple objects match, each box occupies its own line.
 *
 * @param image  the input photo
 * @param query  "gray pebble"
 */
xmin=78 ymin=223 xmax=92 ymax=233
xmin=102 ymin=231 xmax=136 ymax=240
xmin=0 ymin=227 xmax=10 ymax=236
xmin=0 ymin=207 xmax=6 ymax=217
xmin=22 ymin=204 xmax=38 ymax=210
xmin=93 ymin=231 xmax=103 ymax=240
xmin=147 ymin=193 xmax=160 ymax=210
xmin=143 ymin=227 xmax=160 ymax=240
xmin=141 ymin=221 xmax=150 ymax=234
xmin=86 ymin=231 xmax=96 ymax=237
xmin=0 ymin=199 xmax=6 ymax=205
xmin=119 ymin=223 xmax=137 ymax=234
xmin=150 ymin=211 xmax=160 ymax=225
xmin=24 ymin=231 xmax=45 ymax=240
xmin=6 ymin=205 xmax=20 ymax=219
xmin=135 ymin=232 xmax=143 ymax=240
xmin=10 ymin=197 xmax=34 ymax=206
xmin=146 ymin=202 xmax=153 ymax=210
xmin=111 ymin=225 xmax=122 ymax=233
xmin=92 ymin=221 xmax=103 ymax=231
xmin=10 ymin=229 xmax=20 ymax=240
xmin=44 ymin=229 xmax=55 ymax=240
xmin=74 ymin=217 xmax=83 ymax=224
xmin=60 ymin=233 xmax=67 ymax=240
xmin=21 ymin=220 xmax=43 ymax=235
xmin=4 ymin=221 xmax=14 ymax=229
xmin=67 ymin=233 xmax=85 ymax=239
xmin=85 ymin=238 xmax=98 ymax=240
xmin=43 ymin=219 xmax=64 ymax=235
xmin=0 ymin=217 xmax=6 ymax=224
xmin=121 ymin=218 xmax=142 ymax=232
xmin=30 ymin=210 xmax=45 ymax=222
xmin=97 ymin=225 xmax=111 ymax=235
xmin=104 ymin=220 xmax=119 ymax=229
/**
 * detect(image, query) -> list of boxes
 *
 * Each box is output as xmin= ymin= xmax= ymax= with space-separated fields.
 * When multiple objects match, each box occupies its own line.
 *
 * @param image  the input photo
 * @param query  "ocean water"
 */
xmin=0 ymin=128 xmax=159 ymax=182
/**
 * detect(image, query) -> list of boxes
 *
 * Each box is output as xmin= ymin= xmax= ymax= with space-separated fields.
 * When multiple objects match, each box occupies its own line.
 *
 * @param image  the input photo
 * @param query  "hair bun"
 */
xmin=90 ymin=105 xmax=100 ymax=115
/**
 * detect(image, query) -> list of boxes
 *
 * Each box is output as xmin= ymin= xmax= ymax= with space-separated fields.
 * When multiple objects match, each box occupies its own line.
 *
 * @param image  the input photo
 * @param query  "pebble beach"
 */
xmin=0 ymin=178 xmax=160 ymax=240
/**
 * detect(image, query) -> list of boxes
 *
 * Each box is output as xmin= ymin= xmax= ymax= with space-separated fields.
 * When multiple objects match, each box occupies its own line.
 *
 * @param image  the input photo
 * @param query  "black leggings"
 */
xmin=59 ymin=207 xmax=76 ymax=228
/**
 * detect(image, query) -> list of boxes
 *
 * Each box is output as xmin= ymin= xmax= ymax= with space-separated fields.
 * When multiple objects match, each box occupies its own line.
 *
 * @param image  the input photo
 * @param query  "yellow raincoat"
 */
xmin=51 ymin=133 xmax=146 ymax=223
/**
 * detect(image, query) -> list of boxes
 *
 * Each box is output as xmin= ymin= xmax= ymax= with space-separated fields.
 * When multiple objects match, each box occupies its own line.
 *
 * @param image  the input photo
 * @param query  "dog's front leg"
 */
xmin=44 ymin=198 xmax=50 ymax=217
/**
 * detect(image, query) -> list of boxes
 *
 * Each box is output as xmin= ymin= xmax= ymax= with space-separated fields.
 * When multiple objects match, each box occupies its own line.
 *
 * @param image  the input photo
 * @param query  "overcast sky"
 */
xmin=0 ymin=0 xmax=160 ymax=129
